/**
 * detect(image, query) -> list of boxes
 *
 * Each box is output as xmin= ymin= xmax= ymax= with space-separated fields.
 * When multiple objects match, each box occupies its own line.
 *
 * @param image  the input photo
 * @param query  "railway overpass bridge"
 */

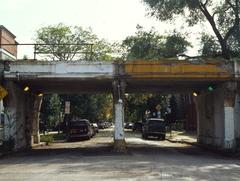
xmin=1 ymin=59 xmax=240 ymax=151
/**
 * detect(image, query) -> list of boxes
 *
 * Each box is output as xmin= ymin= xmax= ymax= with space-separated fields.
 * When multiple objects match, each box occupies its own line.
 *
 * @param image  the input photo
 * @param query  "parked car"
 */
xmin=104 ymin=122 xmax=111 ymax=128
xmin=132 ymin=122 xmax=142 ymax=132
xmin=97 ymin=122 xmax=105 ymax=129
xmin=142 ymin=118 xmax=166 ymax=140
xmin=124 ymin=122 xmax=134 ymax=129
xmin=66 ymin=119 xmax=93 ymax=141
xmin=91 ymin=123 xmax=99 ymax=135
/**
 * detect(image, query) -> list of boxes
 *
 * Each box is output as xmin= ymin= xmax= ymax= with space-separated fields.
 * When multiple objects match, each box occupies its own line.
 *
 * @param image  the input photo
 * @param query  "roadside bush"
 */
xmin=40 ymin=135 xmax=53 ymax=145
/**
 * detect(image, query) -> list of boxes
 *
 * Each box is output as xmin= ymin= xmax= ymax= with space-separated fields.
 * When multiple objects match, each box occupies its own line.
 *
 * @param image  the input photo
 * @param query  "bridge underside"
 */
xmin=2 ymin=60 xmax=240 ymax=152
xmin=15 ymin=79 xmax=113 ymax=93
xmin=12 ymin=78 xmax=226 ymax=94
xmin=125 ymin=79 xmax=225 ymax=93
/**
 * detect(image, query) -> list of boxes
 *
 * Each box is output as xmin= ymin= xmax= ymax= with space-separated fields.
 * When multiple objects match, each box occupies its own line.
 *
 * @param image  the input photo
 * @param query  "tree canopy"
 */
xmin=59 ymin=94 xmax=112 ymax=122
xmin=40 ymin=94 xmax=62 ymax=129
xmin=35 ymin=23 xmax=113 ymax=61
xmin=143 ymin=0 xmax=240 ymax=59
xmin=122 ymin=25 xmax=190 ymax=60
xmin=199 ymin=33 xmax=221 ymax=57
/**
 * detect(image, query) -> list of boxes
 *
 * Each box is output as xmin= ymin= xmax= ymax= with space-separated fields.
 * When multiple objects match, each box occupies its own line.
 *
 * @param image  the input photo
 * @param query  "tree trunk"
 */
xmin=199 ymin=3 xmax=231 ymax=60
xmin=219 ymin=39 xmax=231 ymax=60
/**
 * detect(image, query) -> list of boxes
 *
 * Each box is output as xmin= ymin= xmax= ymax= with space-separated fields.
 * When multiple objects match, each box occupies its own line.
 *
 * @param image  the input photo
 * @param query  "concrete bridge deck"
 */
xmin=3 ymin=59 xmax=234 ymax=93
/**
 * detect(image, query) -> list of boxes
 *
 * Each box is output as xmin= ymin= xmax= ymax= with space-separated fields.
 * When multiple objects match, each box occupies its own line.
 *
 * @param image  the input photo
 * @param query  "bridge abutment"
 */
xmin=3 ymin=81 xmax=41 ymax=151
xmin=195 ymin=82 xmax=237 ymax=150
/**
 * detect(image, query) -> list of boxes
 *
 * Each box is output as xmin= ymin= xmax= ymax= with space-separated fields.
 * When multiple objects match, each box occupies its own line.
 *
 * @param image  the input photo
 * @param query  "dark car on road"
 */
xmin=97 ymin=122 xmax=105 ymax=129
xmin=124 ymin=122 xmax=134 ymax=129
xmin=132 ymin=122 xmax=142 ymax=132
xmin=66 ymin=119 xmax=93 ymax=141
xmin=142 ymin=118 xmax=166 ymax=140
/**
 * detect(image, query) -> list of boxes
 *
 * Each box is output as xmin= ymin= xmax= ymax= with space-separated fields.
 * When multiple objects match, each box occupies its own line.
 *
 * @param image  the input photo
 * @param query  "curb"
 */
xmin=166 ymin=138 xmax=197 ymax=146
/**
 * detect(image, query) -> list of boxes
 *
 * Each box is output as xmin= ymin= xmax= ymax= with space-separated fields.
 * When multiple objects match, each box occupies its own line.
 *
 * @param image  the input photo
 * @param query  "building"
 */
xmin=0 ymin=25 xmax=17 ymax=61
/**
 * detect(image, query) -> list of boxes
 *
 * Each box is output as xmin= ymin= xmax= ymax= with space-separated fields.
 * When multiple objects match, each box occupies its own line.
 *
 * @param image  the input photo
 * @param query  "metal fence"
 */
xmin=0 ymin=43 xmax=94 ymax=61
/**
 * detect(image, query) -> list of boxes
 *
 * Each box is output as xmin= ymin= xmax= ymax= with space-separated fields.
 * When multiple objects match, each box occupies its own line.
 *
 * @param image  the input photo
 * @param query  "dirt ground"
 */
xmin=0 ymin=128 xmax=239 ymax=181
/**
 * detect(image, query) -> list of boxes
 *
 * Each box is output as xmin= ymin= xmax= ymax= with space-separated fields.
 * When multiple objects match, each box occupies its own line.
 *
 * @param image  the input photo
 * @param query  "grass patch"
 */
xmin=52 ymin=133 xmax=66 ymax=140
xmin=40 ymin=133 xmax=66 ymax=144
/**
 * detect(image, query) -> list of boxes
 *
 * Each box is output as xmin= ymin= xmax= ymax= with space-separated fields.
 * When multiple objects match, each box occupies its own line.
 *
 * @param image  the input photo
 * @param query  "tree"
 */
xmin=60 ymin=94 xmax=113 ymax=122
xmin=143 ymin=0 xmax=240 ymax=59
xmin=122 ymin=25 xmax=190 ymax=60
xmin=199 ymin=33 xmax=221 ymax=57
xmin=125 ymin=94 xmax=149 ymax=122
xmin=40 ymin=94 xmax=62 ymax=130
xmin=35 ymin=23 xmax=113 ymax=61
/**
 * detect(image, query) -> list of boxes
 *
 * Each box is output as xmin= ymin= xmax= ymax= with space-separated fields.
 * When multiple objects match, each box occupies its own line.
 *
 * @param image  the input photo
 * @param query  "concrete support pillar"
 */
xmin=3 ymin=81 xmax=34 ymax=150
xmin=234 ymin=89 xmax=240 ymax=147
xmin=195 ymin=82 xmax=237 ymax=150
xmin=31 ymin=96 xmax=42 ymax=145
xmin=112 ymin=80 xmax=126 ymax=152
xmin=195 ymin=92 xmax=215 ymax=146
xmin=223 ymin=82 xmax=236 ymax=149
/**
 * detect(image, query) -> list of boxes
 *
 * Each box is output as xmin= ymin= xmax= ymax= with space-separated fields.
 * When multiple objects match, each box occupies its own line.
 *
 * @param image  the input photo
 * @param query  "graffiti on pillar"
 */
xmin=3 ymin=109 xmax=16 ymax=150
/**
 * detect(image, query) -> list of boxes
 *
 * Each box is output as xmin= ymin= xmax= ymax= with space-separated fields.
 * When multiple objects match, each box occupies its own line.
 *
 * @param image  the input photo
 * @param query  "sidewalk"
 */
xmin=166 ymin=130 xmax=197 ymax=145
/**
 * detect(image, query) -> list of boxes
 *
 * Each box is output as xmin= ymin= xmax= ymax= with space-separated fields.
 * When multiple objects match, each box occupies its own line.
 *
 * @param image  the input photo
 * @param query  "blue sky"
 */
xmin=1 ymin=0 xmax=212 ymax=57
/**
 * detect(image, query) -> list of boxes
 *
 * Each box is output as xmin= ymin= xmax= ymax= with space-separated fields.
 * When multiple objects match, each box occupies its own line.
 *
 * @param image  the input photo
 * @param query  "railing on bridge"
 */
xmin=0 ymin=43 xmax=94 ymax=61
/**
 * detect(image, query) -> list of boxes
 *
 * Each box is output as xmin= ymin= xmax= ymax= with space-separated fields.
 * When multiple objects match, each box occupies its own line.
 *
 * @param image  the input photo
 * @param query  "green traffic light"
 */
xmin=208 ymin=86 xmax=214 ymax=91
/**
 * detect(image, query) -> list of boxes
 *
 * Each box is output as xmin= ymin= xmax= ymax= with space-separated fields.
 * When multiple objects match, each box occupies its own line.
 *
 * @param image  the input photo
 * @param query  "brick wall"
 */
xmin=0 ymin=26 xmax=17 ymax=57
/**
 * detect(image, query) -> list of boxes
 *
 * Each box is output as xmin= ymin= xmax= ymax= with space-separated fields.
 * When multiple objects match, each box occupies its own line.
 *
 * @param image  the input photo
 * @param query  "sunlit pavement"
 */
xmin=0 ymin=128 xmax=239 ymax=181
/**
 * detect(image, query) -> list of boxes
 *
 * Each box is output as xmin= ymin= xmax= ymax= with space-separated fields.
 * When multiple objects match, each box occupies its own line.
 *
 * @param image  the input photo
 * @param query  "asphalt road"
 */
xmin=0 ymin=128 xmax=239 ymax=181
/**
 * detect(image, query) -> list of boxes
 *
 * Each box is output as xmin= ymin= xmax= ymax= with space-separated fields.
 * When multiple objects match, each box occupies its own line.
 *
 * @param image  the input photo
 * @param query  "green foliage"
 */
xmin=40 ymin=133 xmax=65 ymax=144
xmin=199 ymin=33 xmax=221 ymax=57
xmin=228 ymin=28 xmax=240 ymax=57
xmin=164 ymin=33 xmax=191 ymax=57
xmin=143 ymin=0 xmax=240 ymax=59
xmin=35 ymin=23 xmax=114 ymax=61
xmin=60 ymin=94 xmax=113 ymax=122
xmin=91 ymin=40 xmax=114 ymax=61
xmin=40 ymin=94 xmax=62 ymax=130
xmin=40 ymin=134 xmax=54 ymax=145
xmin=143 ymin=0 xmax=203 ymax=24
xmin=125 ymin=94 xmax=169 ymax=122
xmin=122 ymin=26 xmax=190 ymax=60
xmin=125 ymin=94 xmax=149 ymax=122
